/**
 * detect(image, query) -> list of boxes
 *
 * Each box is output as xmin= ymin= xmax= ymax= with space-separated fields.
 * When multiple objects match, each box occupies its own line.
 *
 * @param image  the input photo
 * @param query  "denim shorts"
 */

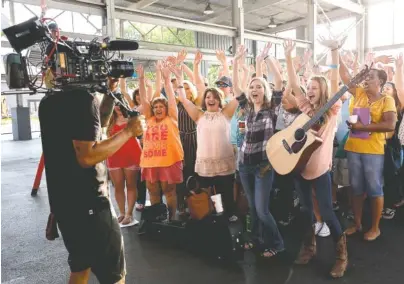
xmin=347 ymin=151 xmax=384 ymax=197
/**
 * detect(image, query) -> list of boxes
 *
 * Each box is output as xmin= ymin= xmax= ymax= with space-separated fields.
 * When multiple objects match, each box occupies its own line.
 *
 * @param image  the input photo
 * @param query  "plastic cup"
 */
xmin=349 ymin=115 xmax=358 ymax=124
xmin=210 ymin=194 xmax=224 ymax=213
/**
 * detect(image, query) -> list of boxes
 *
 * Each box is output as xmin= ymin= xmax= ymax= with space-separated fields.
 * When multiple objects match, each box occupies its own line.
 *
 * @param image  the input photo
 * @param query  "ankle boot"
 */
xmin=330 ymin=233 xmax=348 ymax=278
xmin=295 ymin=226 xmax=316 ymax=264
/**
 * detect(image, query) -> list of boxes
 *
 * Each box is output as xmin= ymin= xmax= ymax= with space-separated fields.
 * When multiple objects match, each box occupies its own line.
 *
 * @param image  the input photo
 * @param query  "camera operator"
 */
xmin=39 ymin=77 xmax=143 ymax=284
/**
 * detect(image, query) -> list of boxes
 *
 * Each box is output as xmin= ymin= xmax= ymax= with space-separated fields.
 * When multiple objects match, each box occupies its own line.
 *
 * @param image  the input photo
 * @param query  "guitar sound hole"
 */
xmin=294 ymin=128 xmax=306 ymax=142
xmin=291 ymin=135 xmax=307 ymax=154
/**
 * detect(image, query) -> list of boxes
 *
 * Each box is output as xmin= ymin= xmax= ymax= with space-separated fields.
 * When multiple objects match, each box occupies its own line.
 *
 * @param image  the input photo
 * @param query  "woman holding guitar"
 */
xmin=283 ymin=39 xmax=347 ymax=278
xmin=232 ymin=45 xmax=285 ymax=259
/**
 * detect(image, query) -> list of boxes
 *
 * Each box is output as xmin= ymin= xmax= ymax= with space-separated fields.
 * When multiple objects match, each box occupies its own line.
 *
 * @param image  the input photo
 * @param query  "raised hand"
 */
xmin=257 ymin=42 xmax=272 ymax=62
xmin=318 ymin=35 xmax=339 ymax=49
xmin=155 ymin=60 xmax=163 ymax=70
xmin=283 ymin=39 xmax=296 ymax=57
xmin=176 ymin=49 xmax=187 ymax=64
xmin=396 ymin=53 xmax=403 ymax=68
xmin=160 ymin=61 xmax=172 ymax=80
xmin=194 ymin=50 xmax=203 ymax=65
xmin=136 ymin=64 xmax=144 ymax=79
xmin=234 ymin=45 xmax=247 ymax=61
xmin=215 ymin=50 xmax=227 ymax=64
xmin=375 ymin=55 xmax=394 ymax=64
xmin=168 ymin=63 xmax=184 ymax=81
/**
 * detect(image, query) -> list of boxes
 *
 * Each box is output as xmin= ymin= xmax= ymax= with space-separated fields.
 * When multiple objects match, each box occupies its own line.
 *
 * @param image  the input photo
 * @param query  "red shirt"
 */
xmin=106 ymin=123 xmax=142 ymax=169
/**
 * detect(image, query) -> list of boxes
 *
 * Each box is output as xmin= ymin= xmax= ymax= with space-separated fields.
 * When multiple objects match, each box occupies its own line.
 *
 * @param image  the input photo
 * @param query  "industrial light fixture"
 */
xmin=204 ymin=2 xmax=214 ymax=15
xmin=267 ymin=18 xmax=277 ymax=28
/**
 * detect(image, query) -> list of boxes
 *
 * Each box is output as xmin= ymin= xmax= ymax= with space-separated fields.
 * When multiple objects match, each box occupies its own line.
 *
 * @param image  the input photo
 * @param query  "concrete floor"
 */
xmin=2 ymin=136 xmax=404 ymax=284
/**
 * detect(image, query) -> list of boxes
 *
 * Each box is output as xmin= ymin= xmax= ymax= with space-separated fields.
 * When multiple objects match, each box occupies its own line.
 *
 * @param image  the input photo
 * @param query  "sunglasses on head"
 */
xmin=216 ymin=83 xmax=229 ymax=88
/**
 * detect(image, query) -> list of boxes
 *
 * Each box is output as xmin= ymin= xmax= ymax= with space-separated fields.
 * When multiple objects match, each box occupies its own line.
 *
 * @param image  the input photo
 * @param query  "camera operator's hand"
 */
xmin=125 ymin=116 xmax=143 ymax=138
xmin=108 ymin=77 xmax=119 ymax=93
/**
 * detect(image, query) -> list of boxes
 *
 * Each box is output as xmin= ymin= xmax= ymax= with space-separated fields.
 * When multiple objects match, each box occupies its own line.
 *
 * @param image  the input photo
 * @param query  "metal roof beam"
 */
xmin=10 ymin=0 xmax=105 ymax=16
xmin=318 ymin=0 xmax=365 ymax=14
xmin=127 ymin=0 xmax=160 ymax=10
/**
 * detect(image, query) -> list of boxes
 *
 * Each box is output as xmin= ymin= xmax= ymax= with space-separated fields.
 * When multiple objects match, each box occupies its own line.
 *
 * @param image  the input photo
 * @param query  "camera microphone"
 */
xmin=101 ymin=40 xmax=139 ymax=51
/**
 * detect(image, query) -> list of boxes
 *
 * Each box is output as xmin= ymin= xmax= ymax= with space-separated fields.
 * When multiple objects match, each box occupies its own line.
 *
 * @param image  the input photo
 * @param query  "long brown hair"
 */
xmin=247 ymin=77 xmax=272 ymax=110
xmin=201 ymin=88 xmax=224 ymax=111
xmin=309 ymin=76 xmax=332 ymax=124
xmin=132 ymin=88 xmax=140 ymax=107
xmin=106 ymin=107 xmax=118 ymax=138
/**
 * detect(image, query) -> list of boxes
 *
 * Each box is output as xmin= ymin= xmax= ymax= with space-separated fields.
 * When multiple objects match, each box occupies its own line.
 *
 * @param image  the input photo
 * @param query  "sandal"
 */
xmin=345 ymin=225 xmax=362 ymax=236
xmin=261 ymin=248 xmax=284 ymax=258
xmin=121 ymin=215 xmax=133 ymax=225
xmin=364 ymin=229 xmax=380 ymax=241
xmin=117 ymin=215 xmax=125 ymax=223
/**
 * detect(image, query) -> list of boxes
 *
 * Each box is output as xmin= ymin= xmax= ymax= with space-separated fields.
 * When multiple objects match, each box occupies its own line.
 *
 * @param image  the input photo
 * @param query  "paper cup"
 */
xmin=210 ymin=194 xmax=224 ymax=213
xmin=349 ymin=115 xmax=358 ymax=124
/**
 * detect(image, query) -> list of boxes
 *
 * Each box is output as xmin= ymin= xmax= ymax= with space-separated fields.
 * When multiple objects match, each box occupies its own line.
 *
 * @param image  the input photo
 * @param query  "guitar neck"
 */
xmin=302 ymin=85 xmax=349 ymax=131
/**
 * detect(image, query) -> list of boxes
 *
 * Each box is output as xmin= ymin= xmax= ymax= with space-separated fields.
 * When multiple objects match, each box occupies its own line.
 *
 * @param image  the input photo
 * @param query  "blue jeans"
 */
xmin=295 ymin=172 xmax=343 ymax=242
xmin=347 ymin=152 xmax=384 ymax=197
xmin=239 ymin=162 xmax=284 ymax=251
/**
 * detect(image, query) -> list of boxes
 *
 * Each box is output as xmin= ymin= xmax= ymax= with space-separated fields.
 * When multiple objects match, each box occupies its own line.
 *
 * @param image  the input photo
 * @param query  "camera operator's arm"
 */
xmin=73 ymin=118 xmax=142 ymax=168
xmin=119 ymin=78 xmax=135 ymax=109
xmin=99 ymin=78 xmax=119 ymax=128
xmin=137 ymin=65 xmax=153 ymax=119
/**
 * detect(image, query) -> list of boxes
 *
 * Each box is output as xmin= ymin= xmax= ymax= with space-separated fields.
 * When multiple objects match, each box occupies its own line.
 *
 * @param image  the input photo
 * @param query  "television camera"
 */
xmin=2 ymin=16 xmax=140 ymax=117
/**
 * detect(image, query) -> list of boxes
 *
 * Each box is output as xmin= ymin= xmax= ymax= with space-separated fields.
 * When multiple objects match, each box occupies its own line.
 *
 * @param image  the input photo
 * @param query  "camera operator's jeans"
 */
xmin=295 ymin=171 xmax=343 ymax=242
xmin=239 ymin=162 xmax=284 ymax=251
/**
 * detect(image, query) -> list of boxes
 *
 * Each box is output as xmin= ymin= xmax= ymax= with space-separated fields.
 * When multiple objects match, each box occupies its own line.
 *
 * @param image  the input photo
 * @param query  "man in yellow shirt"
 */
xmin=339 ymin=65 xmax=396 ymax=242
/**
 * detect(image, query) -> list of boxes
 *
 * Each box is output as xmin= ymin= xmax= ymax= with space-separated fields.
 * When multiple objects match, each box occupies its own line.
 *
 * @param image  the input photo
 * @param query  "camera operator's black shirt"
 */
xmin=39 ymin=88 xmax=108 ymax=217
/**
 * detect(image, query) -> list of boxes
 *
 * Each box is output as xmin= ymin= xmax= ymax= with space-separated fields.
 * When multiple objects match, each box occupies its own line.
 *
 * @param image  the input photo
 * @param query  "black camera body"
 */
xmin=2 ymin=16 xmax=139 ymax=91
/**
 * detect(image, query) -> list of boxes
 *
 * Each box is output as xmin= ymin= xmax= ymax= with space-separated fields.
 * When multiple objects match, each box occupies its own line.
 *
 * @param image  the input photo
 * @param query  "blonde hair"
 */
xmin=309 ymin=76 xmax=331 ymax=124
xmin=183 ymin=80 xmax=198 ymax=102
xmin=247 ymin=77 xmax=272 ymax=109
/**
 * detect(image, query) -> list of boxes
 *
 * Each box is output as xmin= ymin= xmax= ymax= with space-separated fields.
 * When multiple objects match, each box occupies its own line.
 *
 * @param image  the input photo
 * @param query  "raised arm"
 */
xmin=161 ymin=62 xmax=178 ymax=121
xmin=137 ymin=65 xmax=152 ymax=119
xmin=153 ymin=60 xmax=163 ymax=99
xmin=119 ymin=78 xmax=135 ymax=109
xmin=171 ymin=64 xmax=204 ymax=122
xmin=193 ymin=50 xmax=206 ymax=106
xmin=284 ymin=40 xmax=304 ymax=99
xmin=256 ymin=42 xmax=272 ymax=78
xmin=395 ymin=53 xmax=404 ymax=109
xmin=216 ymin=50 xmax=230 ymax=77
xmin=266 ymin=56 xmax=283 ymax=91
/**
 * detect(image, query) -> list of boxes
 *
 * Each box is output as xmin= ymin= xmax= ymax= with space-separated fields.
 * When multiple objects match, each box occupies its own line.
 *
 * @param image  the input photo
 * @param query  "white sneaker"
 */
xmin=315 ymin=222 xmax=330 ymax=237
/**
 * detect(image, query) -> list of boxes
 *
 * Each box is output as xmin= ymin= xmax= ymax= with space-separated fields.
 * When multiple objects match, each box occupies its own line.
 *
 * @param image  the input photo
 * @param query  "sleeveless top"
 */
xmin=106 ymin=123 xmax=142 ymax=168
xmin=140 ymin=116 xmax=184 ymax=168
xmin=195 ymin=111 xmax=235 ymax=177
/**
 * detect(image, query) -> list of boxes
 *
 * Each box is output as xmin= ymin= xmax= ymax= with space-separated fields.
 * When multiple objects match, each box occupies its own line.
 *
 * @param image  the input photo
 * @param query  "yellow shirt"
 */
xmin=344 ymin=88 xmax=396 ymax=155
xmin=140 ymin=116 xmax=184 ymax=168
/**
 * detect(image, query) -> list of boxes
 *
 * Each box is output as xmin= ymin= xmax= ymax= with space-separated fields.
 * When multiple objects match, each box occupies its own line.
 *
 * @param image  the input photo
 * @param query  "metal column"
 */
xmin=295 ymin=25 xmax=307 ymax=57
xmin=307 ymin=0 xmax=317 ymax=62
xmin=9 ymin=0 xmax=32 ymax=140
xmin=356 ymin=12 xmax=366 ymax=64
xmin=232 ymin=0 xmax=245 ymax=55
xmin=105 ymin=0 xmax=116 ymax=39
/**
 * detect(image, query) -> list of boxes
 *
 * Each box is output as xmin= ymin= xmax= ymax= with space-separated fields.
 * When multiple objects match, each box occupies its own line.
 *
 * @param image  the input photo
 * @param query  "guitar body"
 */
xmin=266 ymin=113 xmax=323 ymax=175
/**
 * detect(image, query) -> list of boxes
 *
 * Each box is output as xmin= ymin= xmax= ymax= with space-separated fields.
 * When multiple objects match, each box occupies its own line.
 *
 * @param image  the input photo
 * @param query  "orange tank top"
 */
xmin=140 ymin=116 xmax=184 ymax=168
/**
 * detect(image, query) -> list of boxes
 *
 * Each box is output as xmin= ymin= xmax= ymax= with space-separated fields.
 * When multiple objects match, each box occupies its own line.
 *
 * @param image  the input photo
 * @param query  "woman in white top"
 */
xmin=170 ymin=64 xmax=241 ymax=221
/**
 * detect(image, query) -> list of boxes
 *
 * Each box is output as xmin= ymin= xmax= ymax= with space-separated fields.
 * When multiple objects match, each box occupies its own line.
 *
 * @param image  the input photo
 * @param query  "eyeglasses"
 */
xmin=216 ymin=83 xmax=229 ymax=88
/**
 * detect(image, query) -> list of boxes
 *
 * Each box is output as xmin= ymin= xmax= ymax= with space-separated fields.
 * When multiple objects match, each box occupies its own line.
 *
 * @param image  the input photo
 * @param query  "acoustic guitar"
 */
xmin=266 ymin=66 xmax=370 ymax=175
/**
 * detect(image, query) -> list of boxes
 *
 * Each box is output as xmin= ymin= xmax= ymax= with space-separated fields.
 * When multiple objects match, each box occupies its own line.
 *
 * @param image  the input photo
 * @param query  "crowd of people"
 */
xmin=103 ymin=37 xmax=403 ymax=279
xmin=40 ymin=31 xmax=404 ymax=283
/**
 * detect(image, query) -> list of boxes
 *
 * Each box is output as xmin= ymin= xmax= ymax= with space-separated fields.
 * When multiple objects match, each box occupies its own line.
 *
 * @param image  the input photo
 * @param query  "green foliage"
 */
xmin=208 ymin=65 xmax=220 ymax=86
xmin=123 ymin=22 xmax=195 ymax=47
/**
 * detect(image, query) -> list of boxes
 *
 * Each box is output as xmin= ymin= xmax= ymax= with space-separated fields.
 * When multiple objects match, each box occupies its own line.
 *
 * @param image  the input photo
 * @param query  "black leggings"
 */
xmin=197 ymin=174 xmax=236 ymax=216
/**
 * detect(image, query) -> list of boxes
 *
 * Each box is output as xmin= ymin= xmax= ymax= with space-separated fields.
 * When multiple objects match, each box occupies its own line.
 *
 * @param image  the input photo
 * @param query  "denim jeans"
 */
xmin=239 ymin=162 xmax=284 ymax=251
xmin=295 ymin=171 xmax=343 ymax=242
